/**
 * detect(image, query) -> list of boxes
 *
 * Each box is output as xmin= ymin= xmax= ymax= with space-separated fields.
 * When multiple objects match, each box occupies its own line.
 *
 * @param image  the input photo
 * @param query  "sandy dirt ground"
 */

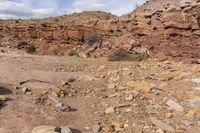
xmin=0 ymin=48 xmax=200 ymax=133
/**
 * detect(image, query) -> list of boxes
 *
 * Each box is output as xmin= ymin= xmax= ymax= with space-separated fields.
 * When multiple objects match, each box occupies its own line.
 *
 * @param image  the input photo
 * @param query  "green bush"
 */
xmin=104 ymin=15 xmax=110 ymax=20
xmin=15 ymin=20 xmax=20 ymax=23
xmin=68 ymin=49 xmax=78 ymax=56
xmin=54 ymin=18 xmax=59 ymax=22
xmin=26 ymin=45 xmax=36 ymax=54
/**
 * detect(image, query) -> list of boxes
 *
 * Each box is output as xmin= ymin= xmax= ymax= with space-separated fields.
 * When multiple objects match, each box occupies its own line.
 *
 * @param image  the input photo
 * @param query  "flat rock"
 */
xmin=31 ymin=125 xmax=59 ymax=133
xmin=191 ymin=78 xmax=200 ymax=84
xmin=105 ymin=107 xmax=115 ymax=114
xmin=192 ymin=87 xmax=200 ymax=91
xmin=60 ymin=127 xmax=72 ymax=133
xmin=0 ymin=95 xmax=7 ymax=101
xmin=166 ymin=100 xmax=184 ymax=112
xmin=151 ymin=117 xmax=175 ymax=133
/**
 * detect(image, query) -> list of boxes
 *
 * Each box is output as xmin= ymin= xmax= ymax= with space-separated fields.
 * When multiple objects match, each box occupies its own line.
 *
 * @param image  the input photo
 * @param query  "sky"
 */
xmin=0 ymin=0 xmax=146 ymax=19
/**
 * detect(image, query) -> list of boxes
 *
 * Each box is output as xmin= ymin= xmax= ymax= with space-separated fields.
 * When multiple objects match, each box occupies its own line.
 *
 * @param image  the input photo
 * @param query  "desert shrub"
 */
xmin=54 ymin=18 xmax=59 ymax=22
xmin=26 ymin=45 xmax=36 ymax=54
xmin=108 ymin=29 xmax=114 ymax=33
xmin=15 ymin=20 xmax=20 ymax=23
xmin=84 ymin=33 xmax=102 ymax=46
xmin=108 ymin=49 xmax=130 ymax=61
xmin=134 ymin=53 xmax=149 ymax=61
xmin=108 ymin=48 xmax=149 ymax=61
xmin=68 ymin=49 xmax=78 ymax=56
xmin=104 ymin=15 xmax=110 ymax=20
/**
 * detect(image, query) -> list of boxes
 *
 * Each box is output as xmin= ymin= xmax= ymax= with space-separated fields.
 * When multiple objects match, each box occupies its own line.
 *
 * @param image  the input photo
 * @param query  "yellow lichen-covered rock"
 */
xmin=127 ymin=81 xmax=150 ymax=93
xmin=161 ymin=72 xmax=177 ymax=81
xmin=0 ymin=95 xmax=7 ymax=101
xmin=111 ymin=120 xmax=124 ymax=128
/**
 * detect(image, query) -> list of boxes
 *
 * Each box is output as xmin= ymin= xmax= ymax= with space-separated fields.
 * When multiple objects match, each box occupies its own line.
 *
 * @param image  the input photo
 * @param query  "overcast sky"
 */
xmin=0 ymin=0 xmax=146 ymax=19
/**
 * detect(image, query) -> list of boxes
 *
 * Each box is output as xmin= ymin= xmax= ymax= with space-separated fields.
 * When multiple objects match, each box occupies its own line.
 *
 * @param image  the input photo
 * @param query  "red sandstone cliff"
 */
xmin=0 ymin=0 xmax=200 ymax=62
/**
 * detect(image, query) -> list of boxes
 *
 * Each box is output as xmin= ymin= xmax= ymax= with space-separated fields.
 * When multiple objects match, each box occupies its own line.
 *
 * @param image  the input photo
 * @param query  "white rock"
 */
xmin=191 ymin=78 xmax=200 ymax=84
xmin=31 ymin=125 xmax=58 ymax=133
xmin=92 ymin=124 xmax=101 ymax=132
xmin=105 ymin=107 xmax=115 ymax=114
xmin=179 ymin=72 xmax=192 ymax=78
xmin=60 ymin=127 xmax=72 ymax=133
xmin=185 ymin=99 xmax=200 ymax=107
xmin=22 ymin=87 xmax=30 ymax=93
xmin=55 ymin=102 xmax=64 ymax=108
xmin=166 ymin=100 xmax=184 ymax=112
xmin=192 ymin=87 xmax=200 ymax=91
xmin=180 ymin=0 xmax=191 ymax=8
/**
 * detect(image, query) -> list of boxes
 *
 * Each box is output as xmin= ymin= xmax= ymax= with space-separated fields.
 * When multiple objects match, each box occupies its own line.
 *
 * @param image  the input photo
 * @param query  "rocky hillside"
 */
xmin=0 ymin=11 xmax=116 ymax=55
xmin=0 ymin=0 xmax=200 ymax=63
xmin=94 ymin=0 xmax=200 ymax=63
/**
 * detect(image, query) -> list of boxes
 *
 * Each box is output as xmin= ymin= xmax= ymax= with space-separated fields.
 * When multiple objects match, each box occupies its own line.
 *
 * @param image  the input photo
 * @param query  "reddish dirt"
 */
xmin=0 ymin=47 xmax=200 ymax=133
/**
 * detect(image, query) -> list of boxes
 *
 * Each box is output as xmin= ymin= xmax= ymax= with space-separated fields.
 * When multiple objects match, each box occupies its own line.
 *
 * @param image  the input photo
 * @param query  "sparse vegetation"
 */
xmin=108 ymin=48 xmax=149 ymax=61
xmin=68 ymin=49 xmax=78 ymax=56
xmin=108 ymin=48 xmax=130 ymax=61
xmin=15 ymin=20 xmax=20 ymax=23
xmin=104 ymin=15 xmax=111 ymax=20
xmin=84 ymin=33 xmax=102 ymax=46
xmin=53 ymin=18 xmax=59 ymax=22
xmin=26 ymin=45 xmax=36 ymax=54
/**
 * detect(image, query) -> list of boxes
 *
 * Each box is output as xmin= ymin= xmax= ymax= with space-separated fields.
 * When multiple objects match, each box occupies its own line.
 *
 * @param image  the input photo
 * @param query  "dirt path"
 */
xmin=0 ymin=49 xmax=104 ymax=133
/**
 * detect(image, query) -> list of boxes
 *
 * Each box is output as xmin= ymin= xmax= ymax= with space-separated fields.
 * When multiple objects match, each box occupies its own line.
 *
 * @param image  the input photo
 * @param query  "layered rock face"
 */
xmin=0 ymin=11 xmax=115 ymax=54
xmin=0 ymin=1 xmax=200 ymax=62
xmin=106 ymin=0 xmax=200 ymax=62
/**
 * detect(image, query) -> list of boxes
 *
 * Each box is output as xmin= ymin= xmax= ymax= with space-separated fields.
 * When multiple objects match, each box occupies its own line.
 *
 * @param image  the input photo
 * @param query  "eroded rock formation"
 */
xmin=88 ymin=0 xmax=200 ymax=62
xmin=0 ymin=0 xmax=200 ymax=62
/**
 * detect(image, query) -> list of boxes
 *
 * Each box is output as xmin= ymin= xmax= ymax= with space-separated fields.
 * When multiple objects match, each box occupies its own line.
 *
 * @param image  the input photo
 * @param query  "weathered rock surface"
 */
xmin=151 ymin=117 xmax=175 ymax=132
xmin=0 ymin=0 xmax=200 ymax=62
xmin=166 ymin=100 xmax=184 ymax=112
xmin=0 ymin=51 xmax=200 ymax=133
xmin=109 ymin=0 xmax=200 ymax=62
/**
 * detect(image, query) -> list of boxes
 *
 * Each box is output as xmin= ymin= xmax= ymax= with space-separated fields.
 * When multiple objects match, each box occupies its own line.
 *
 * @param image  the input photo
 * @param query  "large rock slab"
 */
xmin=31 ymin=125 xmax=59 ymax=133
